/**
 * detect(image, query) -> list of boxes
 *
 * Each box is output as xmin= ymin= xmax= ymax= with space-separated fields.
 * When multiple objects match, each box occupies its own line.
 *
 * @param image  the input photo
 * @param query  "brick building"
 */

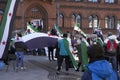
xmin=1 ymin=0 xmax=120 ymax=34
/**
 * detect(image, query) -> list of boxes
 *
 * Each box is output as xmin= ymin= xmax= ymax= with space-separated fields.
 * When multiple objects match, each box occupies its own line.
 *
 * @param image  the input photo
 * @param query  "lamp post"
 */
xmin=20 ymin=0 xmax=24 ymax=32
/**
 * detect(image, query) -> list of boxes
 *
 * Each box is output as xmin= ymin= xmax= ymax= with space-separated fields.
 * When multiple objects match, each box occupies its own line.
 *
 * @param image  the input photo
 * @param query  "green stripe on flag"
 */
xmin=81 ymin=41 xmax=88 ymax=71
xmin=0 ymin=0 xmax=12 ymax=42
xmin=63 ymin=38 xmax=78 ymax=70
xmin=54 ymin=25 xmax=63 ymax=36
xmin=74 ymin=23 xmax=87 ymax=37
xmin=27 ymin=23 xmax=39 ymax=32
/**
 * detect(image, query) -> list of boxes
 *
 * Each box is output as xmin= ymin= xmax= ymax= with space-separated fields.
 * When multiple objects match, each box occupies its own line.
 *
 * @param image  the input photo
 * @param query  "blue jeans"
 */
xmin=15 ymin=51 xmax=24 ymax=67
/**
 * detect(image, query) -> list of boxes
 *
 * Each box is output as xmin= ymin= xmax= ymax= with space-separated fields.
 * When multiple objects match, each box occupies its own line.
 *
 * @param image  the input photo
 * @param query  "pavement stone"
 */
xmin=0 ymin=55 xmax=82 ymax=80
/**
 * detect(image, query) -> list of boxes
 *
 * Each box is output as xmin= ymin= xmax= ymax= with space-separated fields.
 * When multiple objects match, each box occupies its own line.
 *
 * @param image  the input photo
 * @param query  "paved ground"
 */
xmin=0 ymin=55 xmax=83 ymax=80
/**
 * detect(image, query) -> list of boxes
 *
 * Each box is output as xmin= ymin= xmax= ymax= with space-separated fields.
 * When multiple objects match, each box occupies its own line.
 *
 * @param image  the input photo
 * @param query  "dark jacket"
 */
xmin=14 ymin=41 xmax=28 ymax=53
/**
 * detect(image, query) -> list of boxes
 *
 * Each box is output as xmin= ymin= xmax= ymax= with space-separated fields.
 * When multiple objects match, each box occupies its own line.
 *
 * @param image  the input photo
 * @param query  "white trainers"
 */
xmin=20 ymin=67 xmax=26 ymax=70
xmin=21 ymin=67 xmax=24 ymax=70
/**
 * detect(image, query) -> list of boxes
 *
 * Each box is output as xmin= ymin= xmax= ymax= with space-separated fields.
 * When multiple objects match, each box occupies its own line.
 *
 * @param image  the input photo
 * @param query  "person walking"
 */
xmin=104 ymin=33 xmax=119 ymax=72
xmin=56 ymin=33 xmax=70 ymax=74
xmin=14 ymin=33 xmax=28 ymax=70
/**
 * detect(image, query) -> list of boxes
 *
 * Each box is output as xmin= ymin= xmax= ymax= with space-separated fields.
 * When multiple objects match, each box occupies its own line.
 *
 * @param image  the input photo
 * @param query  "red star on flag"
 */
xmin=9 ymin=12 xmax=12 ymax=16
xmin=2 ymin=41 xmax=6 ymax=45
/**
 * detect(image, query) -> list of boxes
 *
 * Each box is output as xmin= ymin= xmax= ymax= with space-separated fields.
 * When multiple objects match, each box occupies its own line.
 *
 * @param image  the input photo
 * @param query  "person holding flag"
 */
xmin=73 ymin=23 xmax=89 ymax=71
xmin=57 ymin=33 xmax=70 ymax=74
xmin=57 ymin=32 xmax=78 ymax=74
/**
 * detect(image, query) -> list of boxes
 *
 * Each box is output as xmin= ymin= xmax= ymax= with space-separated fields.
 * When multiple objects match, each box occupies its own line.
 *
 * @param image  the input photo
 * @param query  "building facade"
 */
xmin=1 ymin=0 xmax=120 ymax=34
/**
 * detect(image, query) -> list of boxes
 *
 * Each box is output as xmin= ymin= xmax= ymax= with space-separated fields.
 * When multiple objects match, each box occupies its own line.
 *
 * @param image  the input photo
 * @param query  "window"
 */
xmin=59 ymin=13 xmax=64 ymax=27
xmin=75 ymin=0 xmax=81 ymax=1
xmin=88 ymin=15 xmax=99 ymax=28
xmin=93 ymin=16 xmax=99 ymax=28
xmin=71 ymin=14 xmax=76 ymax=27
xmin=26 ymin=7 xmax=41 ymax=19
xmin=88 ymin=0 xmax=98 ymax=2
xmin=71 ymin=14 xmax=82 ymax=28
xmin=105 ymin=16 xmax=115 ymax=29
xmin=76 ymin=15 xmax=82 ymax=28
xmin=89 ymin=15 xmax=93 ymax=28
xmin=105 ymin=0 xmax=115 ymax=3
xmin=69 ymin=0 xmax=82 ymax=2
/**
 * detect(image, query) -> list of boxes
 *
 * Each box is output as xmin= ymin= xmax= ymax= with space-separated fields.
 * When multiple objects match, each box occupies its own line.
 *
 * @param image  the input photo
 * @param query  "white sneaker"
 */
xmin=21 ymin=67 xmax=26 ymax=70
xmin=21 ymin=67 xmax=24 ymax=70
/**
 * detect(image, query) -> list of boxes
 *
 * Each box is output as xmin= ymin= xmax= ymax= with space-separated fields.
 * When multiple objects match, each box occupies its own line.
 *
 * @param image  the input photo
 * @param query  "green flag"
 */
xmin=54 ymin=25 xmax=63 ymax=36
xmin=0 ymin=0 xmax=18 ymax=58
xmin=27 ymin=23 xmax=39 ymax=33
xmin=74 ymin=23 xmax=87 ymax=37
xmin=63 ymin=39 xmax=78 ymax=70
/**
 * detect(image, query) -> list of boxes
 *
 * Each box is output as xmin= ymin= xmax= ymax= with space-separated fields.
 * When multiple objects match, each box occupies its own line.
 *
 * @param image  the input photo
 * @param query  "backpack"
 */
xmin=106 ymin=39 xmax=117 ymax=54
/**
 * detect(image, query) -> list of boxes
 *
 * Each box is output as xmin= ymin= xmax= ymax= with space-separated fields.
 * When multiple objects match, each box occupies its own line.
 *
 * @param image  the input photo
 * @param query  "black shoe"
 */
xmin=81 ymin=69 xmax=85 ymax=72
xmin=4 ymin=62 xmax=9 ymax=65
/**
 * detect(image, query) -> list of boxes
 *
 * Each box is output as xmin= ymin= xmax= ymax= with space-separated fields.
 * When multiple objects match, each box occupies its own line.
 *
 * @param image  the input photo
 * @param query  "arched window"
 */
xmin=105 ymin=16 xmax=109 ymax=28
xmin=88 ymin=0 xmax=98 ymax=2
xmin=111 ymin=16 xmax=115 ymax=29
xmin=105 ymin=16 xmax=115 ymax=29
xmin=93 ymin=16 xmax=99 ymax=28
xmin=105 ymin=0 xmax=115 ymax=3
xmin=59 ymin=13 xmax=64 ymax=27
xmin=89 ymin=15 xmax=93 ymax=28
xmin=76 ymin=15 xmax=82 ymax=28
xmin=89 ymin=15 xmax=99 ymax=28
xmin=71 ymin=14 xmax=76 ymax=27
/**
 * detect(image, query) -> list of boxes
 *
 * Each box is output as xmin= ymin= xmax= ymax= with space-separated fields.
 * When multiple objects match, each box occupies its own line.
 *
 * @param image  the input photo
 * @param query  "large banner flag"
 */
xmin=74 ymin=23 xmax=87 ymax=37
xmin=27 ymin=23 xmax=39 ymax=33
xmin=22 ymin=32 xmax=60 ymax=49
xmin=54 ymin=25 xmax=63 ymax=37
xmin=0 ymin=0 xmax=17 ymax=58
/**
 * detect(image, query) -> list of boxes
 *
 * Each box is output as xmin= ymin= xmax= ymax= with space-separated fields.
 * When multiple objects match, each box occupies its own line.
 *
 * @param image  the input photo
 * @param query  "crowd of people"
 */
xmin=52 ymin=27 xmax=120 ymax=80
xmin=7 ymin=26 xmax=120 ymax=79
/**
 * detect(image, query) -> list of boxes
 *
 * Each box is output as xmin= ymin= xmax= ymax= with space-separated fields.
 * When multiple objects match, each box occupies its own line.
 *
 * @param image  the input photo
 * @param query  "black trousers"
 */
xmin=48 ymin=47 xmax=54 ymax=60
xmin=57 ymin=55 xmax=69 ymax=71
